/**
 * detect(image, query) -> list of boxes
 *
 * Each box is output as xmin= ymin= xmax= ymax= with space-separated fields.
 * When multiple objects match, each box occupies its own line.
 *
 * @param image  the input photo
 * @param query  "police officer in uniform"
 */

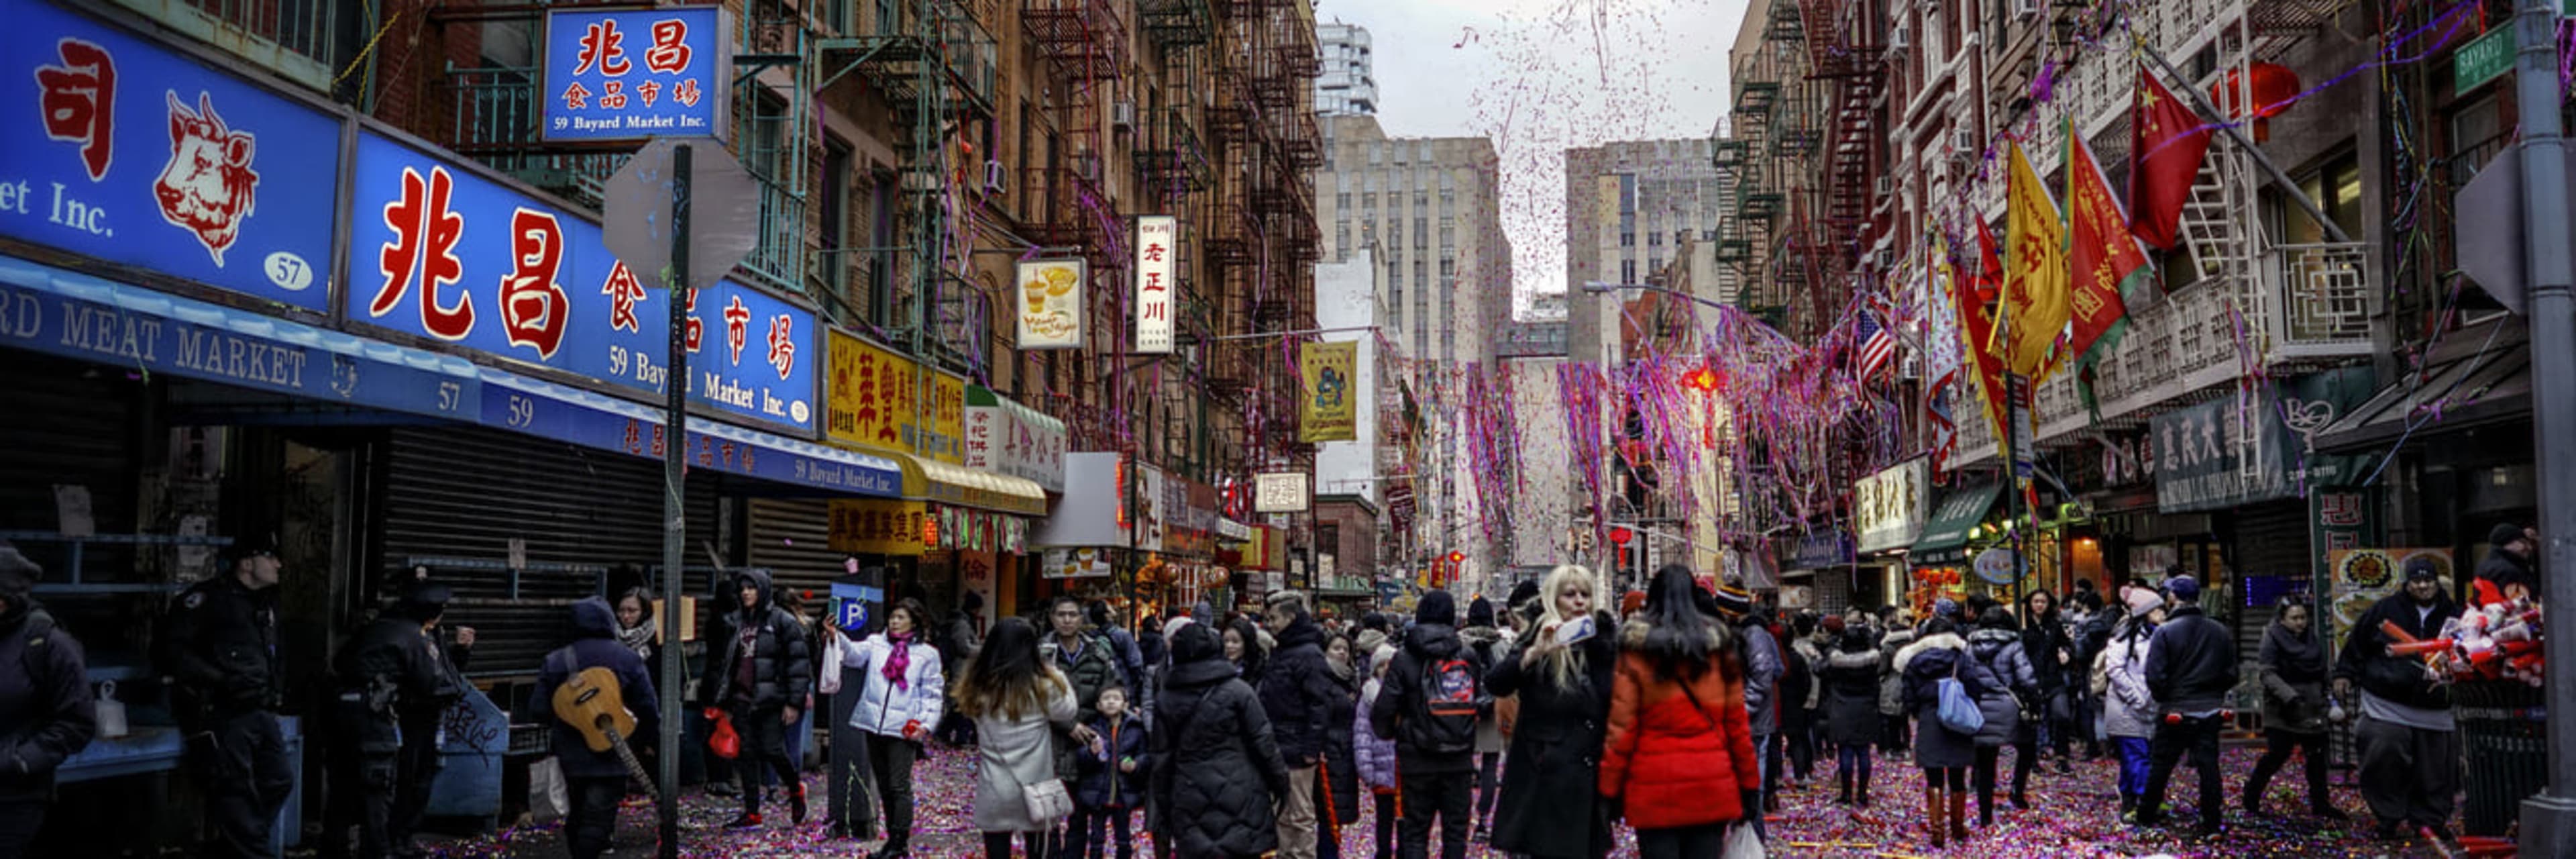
xmin=326 ymin=583 xmax=473 ymax=858
xmin=160 ymin=534 xmax=293 ymax=859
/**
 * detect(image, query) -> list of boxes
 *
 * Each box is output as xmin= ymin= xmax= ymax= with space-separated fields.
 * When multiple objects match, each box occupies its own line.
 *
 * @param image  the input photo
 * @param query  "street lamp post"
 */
xmin=2514 ymin=0 xmax=2576 ymax=851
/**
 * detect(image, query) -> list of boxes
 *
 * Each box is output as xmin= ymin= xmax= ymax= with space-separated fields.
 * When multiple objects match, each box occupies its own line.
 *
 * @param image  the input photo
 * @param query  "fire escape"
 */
xmin=1792 ymin=0 xmax=1882 ymax=335
xmin=1205 ymin=0 xmax=1320 ymax=470
xmin=814 ymin=0 xmax=998 ymax=370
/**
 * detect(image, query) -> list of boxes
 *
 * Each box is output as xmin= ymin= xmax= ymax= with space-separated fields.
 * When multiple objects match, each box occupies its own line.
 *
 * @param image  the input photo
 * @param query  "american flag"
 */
xmin=1856 ymin=301 xmax=1898 ymax=380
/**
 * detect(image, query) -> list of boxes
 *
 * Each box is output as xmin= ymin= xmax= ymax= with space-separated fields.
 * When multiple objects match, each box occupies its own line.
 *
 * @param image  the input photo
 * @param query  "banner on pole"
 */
xmin=1299 ymin=341 xmax=1358 ymax=442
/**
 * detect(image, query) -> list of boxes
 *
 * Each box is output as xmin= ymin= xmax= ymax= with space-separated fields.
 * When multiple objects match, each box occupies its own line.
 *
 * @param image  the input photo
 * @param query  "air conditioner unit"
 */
xmin=1874 ymin=175 xmax=1896 ymax=197
xmin=2012 ymin=0 xmax=2037 ymax=19
xmin=1951 ymin=130 xmax=1978 ymax=156
xmin=1112 ymin=100 xmax=1136 ymax=130
xmin=984 ymin=160 xmax=1008 ymax=194
xmin=1889 ymin=26 xmax=1910 ymax=50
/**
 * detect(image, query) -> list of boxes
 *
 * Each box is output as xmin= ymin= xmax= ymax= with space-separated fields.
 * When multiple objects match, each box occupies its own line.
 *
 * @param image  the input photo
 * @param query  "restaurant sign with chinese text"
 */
xmin=1015 ymin=258 xmax=1083 ymax=349
xmin=828 ymin=499 xmax=932 ymax=556
xmin=541 ymin=7 xmax=731 ymax=142
xmin=1854 ymin=458 xmax=1929 ymax=554
xmin=965 ymin=384 xmax=1067 ymax=493
xmin=2151 ymin=368 xmax=2375 ymax=513
xmin=344 ymin=130 xmax=817 ymax=434
xmin=825 ymin=329 xmax=966 ymax=462
xmin=1134 ymin=215 xmax=1175 ymax=353
xmin=3 ymin=0 xmax=345 ymax=312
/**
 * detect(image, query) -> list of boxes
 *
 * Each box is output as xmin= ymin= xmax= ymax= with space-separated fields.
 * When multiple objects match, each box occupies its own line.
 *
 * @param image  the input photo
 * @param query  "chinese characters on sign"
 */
xmin=964 ymin=385 xmax=1069 ymax=493
xmin=1134 ymin=215 xmax=1177 ymax=354
xmin=827 ymin=499 xmax=931 ymax=556
xmin=828 ymin=330 xmax=959 ymax=456
xmin=543 ymin=8 xmax=729 ymax=142
xmin=347 ymin=132 xmax=817 ymax=433
xmin=5 ymin=3 xmax=342 ymax=311
xmin=1015 ymin=258 xmax=1084 ymax=350
xmin=1252 ymin=472 xmax=1310 ymax=513
xmin=1854 ymin=458 xmax=1929 ymax=554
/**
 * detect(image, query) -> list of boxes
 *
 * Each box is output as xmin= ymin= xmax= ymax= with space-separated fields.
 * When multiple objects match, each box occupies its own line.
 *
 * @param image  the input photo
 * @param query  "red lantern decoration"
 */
xmin=2209 ymin=62 xmax=2300 ymax=142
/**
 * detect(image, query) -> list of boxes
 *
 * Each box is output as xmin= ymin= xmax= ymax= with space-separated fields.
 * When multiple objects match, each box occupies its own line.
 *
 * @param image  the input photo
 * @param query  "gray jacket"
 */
xmin=1740 ymin=622 xmax=1784 ymax=736
xmin=2100 ymin=619 xmax=2159 ymax=740
xmin=1876 ymin=627 xmax=1917 ymax=715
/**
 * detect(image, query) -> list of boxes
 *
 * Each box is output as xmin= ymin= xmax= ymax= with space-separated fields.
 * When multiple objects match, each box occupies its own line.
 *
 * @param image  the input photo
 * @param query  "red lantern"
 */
xmin=2209 ymin=62 xmax=2300 ymax=142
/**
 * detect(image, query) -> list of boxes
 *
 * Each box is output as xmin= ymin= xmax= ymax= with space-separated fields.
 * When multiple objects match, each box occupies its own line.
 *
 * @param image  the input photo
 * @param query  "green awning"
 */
xmin=1913 ymin=482 xmax=2002 ymax=559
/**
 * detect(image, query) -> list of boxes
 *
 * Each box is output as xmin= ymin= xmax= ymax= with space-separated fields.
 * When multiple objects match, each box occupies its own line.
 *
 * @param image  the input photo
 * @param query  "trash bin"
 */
xmin=2454 ymin=680 xmax=2546 ymax=838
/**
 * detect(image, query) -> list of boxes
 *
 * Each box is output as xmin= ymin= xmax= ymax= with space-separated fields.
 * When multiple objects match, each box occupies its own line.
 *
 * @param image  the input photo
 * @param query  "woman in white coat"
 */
xmin=2097 ymin=589 xmax=2166 ymax=821
xmin=826 ymin=598 xmax=945 ymax=858
xmin=956 ymin=617 xmax=1080 ymax=858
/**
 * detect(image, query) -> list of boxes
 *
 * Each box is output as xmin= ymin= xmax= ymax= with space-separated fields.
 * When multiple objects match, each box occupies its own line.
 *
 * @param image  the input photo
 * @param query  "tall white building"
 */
xmin=1317 ymin=115 xmax=1512 ymax=593
xmin=1316 ymin=23 xmax=1377 ymax=117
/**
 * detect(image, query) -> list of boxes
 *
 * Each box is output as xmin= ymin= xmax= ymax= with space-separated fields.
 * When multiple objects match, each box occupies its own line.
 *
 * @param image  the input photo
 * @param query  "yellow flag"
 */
xmin=1299 ymin=341 xmax=1358 ymax=442
xmin=1996 ymin=140 xmax=2070 ymax=379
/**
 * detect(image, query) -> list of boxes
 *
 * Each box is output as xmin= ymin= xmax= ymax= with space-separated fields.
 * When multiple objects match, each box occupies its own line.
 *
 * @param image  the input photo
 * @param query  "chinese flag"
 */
xmin=2129 ymin=64 xmax=2213 ymax=251
xmin=1948 ymin=227 xmax=2011 ymax=444
xmin=1995 ymin=139 xmax=2070 ymax=380
xmin=2064 ymin=119 xmax=2152 ymax=366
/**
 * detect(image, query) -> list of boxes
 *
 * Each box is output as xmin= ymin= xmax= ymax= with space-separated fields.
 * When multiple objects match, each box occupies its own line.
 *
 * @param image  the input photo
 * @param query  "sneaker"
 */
xmin=724 ymin=813 xmax=765 ymax=830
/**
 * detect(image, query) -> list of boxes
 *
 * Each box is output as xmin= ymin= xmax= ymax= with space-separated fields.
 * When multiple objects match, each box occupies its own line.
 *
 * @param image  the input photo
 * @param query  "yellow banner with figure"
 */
xmin=1299 ymin=341 xmax=1358 ymax=442
xmin=1996 ymin=139 xmax=2071 ymax=380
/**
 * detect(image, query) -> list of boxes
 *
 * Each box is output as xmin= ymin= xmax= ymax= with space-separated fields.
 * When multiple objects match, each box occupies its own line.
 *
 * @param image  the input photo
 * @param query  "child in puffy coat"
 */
xmin=1075 ymin=686 xmax=1148 ymax=859
xmin=1354 ymin=644 xmax=1401 ymax=859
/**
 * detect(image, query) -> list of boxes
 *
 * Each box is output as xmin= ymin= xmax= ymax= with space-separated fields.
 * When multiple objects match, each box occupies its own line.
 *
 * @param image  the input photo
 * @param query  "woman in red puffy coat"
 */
xmin=1598 ymin=565 xmax=1764 ymax=859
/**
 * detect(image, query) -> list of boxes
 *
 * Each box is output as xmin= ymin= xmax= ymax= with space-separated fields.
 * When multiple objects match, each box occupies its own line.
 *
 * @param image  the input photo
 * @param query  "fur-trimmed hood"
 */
xmin=1617 ymin=617 xmax=1735 ymax=652
xmin=1823 ymin=646 xmax=1883 ymax=671
xmin=1892 ymin=631 xmax=1966 ymax=673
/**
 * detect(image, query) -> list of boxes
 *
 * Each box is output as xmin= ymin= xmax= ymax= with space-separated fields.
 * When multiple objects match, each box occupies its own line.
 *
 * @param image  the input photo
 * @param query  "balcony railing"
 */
xmin=117 ymin=0 xmax=345 ymax=93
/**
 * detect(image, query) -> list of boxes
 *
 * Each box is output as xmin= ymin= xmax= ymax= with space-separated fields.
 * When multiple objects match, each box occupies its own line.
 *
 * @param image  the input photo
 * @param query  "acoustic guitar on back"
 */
xmin=552 ymin=666 xmax=656 ymax=791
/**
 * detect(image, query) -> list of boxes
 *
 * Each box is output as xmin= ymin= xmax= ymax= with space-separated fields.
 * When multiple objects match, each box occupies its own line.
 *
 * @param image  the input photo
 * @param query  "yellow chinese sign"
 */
xmin=829 ymin=329 xmax=969 ymax=462
xmin=1299 ymin=340 xmax=1357 ymax=443
xmin=828 ymin=499 xmax=932 ymax=556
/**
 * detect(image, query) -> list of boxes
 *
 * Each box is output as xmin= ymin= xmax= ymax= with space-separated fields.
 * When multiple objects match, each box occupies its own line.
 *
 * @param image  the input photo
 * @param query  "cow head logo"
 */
xmin=156 ymin=91 xmax=260 ymax=266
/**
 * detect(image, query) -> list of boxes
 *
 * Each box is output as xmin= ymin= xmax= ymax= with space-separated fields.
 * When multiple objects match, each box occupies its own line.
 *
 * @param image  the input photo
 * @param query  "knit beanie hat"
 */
xmin=2125 ymin=587 xmax=2165 ymax=616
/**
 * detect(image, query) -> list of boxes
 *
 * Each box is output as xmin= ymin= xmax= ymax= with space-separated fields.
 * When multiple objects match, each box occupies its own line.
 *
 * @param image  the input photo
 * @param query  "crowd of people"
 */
xmin=0 ymin=520 xmax=2549 ymax=858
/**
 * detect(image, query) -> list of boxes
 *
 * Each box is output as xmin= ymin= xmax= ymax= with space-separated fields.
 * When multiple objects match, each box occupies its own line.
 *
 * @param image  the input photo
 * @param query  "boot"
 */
xmin=1836 ymin=770 xmax=1854 ymax=805
xmin=1948 ymin=790 xmax=1972 ymax=843
xmin=790 ymin=783 xmax=809 ymax=825
xmin=1857 ymin=778 xmax=1872 ymax=809
xmin=1927 ymin=786 xmax=1947 ymax=848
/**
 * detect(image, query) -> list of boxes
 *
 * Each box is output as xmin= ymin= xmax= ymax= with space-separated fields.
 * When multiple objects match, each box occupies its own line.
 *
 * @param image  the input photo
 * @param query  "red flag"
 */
xmin=1951 ymin=222 xmax=2011 ymax=440
xmin=2129 ymin=64 xmax=2212 ymax=251
xmin=2065 ymin=121 xmax=2151 ymax=364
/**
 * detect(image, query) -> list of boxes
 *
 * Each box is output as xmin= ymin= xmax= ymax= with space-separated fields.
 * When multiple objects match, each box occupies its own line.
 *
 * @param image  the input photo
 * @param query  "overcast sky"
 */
xmin=1312 ymin=0 xmax=1752 ymax=313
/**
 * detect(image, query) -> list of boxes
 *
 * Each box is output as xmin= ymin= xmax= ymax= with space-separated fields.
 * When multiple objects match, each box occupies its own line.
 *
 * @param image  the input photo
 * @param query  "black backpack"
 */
xmin=1407 ymin=652 xmax=1487 ymax=754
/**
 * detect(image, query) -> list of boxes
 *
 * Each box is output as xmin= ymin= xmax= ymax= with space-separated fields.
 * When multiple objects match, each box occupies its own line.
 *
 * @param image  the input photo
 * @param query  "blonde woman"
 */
xmin=1485 ymin=565 xmax=1620 ymax=859
xmin=955 ymin=618 xmax=1079 ymax=858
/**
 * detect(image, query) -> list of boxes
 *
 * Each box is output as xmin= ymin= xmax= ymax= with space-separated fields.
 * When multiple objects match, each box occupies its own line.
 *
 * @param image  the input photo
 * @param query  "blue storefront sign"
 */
xmin=0 ymin=0 xmax=343 ymax=312
xmin=476 ymin=368 xmax=898 ymax=497
xmin=541 ymin=7 xmax=731 ymax=142
xmin=1784 ymin=527 xmax=1855 ymax=571
xmin=1 ymin=254 xmax=480 ymax=421
xmin=347 ymin=130 xmax=816 ymax=434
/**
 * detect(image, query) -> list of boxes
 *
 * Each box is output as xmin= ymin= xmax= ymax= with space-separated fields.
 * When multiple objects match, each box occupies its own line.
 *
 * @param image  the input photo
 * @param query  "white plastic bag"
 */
xmin=528 ymin=756 xmax=570 ymax=824
xmin=1724 ymin=821 xmax=1767 ymax=859
xmin=94 ymin=680 xmax=129 ymax=739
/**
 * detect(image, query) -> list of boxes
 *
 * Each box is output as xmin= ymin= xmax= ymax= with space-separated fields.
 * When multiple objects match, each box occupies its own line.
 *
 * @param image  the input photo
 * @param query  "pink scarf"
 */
xmin=882 ymin=631 xmax=914 ymax=691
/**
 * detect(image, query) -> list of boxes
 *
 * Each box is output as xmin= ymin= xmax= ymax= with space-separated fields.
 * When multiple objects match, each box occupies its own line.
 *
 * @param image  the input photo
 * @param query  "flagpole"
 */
xmin=2131 ymin=36 xmax=2352 ymax=244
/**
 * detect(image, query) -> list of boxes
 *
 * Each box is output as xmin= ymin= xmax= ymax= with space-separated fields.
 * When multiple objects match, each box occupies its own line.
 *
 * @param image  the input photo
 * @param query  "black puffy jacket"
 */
xmin=2334 ymin=591 xmax=2463 ymax=711
xmin=699 ymin=569 xmax=813 ymax=712
xmin=0 ymin=603 xmax=95 ymax=801
xmin=2143 ymin=605 xmax=2239 ymax=713
xmin=160 ymin=574 xmax=281 ymax=718
xmin=1153 ymin=644 xmax=1290 ymax=858
xmin=1256 ymin=616 xmax=1338 ymax=766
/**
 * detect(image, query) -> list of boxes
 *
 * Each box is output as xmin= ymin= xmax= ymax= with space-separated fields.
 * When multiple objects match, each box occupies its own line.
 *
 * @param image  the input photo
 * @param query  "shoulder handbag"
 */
xmin=1935 ymin=656 xmax=1986 ymax=736
xmin=1023 ymin=774 xmax=1075 ymax=823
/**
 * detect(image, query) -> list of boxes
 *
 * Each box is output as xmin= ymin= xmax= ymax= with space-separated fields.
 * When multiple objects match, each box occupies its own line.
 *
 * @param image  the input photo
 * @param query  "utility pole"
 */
xmin=2516 ymin=0 xmax=2576 ymax=850
xmin=656 ymin=143 xmax=692 ymax=859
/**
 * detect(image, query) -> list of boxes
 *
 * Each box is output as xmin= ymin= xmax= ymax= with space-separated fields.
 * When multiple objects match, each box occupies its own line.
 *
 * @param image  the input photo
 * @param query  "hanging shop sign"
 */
xmin=1299 ymin=340 xmax=1358 ymax=442
xmin=1137 ymin=464 xmax=1168 ymax=552
xmin=1784 ymin=528 xmax=1855 ymax=572
xmin=541 ymin=7 xmax=731 ymax=142
xmin=828 ymin=499 xmax=932 ymax=555
xmin=824 ymin=330 xmax=966 ymax=459
xmin=1972 ymin=547 xmax=2021 ymax=585
xmin=1134 ymin=215 xmax=1175 ymax=353
xmin=1854 ymin=458 xmax=1930 ymax=553
xmin=965 ymin=385 xmax=1068 ymax=493
xmin=345 ymin=131 xmax=817 ymax=433
xmin=1042 ymin=547 xmax=1114 ymax=579
xmin=3 ymin=1 xmax=344 ymax=312
xmin=936 ymin=505 xmax=1026 ymax=554
xmin=1254 ymin=471 xmax=1311 ymax=513
xmin=1015 ymin=258 xmax=1084 ymax=349
xmin=2151 ymin=368 xmax=2375 ymax=513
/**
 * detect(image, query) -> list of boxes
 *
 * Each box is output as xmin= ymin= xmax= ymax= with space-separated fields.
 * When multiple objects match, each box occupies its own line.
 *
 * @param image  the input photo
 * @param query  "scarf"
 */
xmin=883 ymin=630 xmax=915 ymax=691
xmin=615 ymin=621 xmax=655 ymax=659
xmin=2264 ymin=621 xmax=2327 ymax=683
